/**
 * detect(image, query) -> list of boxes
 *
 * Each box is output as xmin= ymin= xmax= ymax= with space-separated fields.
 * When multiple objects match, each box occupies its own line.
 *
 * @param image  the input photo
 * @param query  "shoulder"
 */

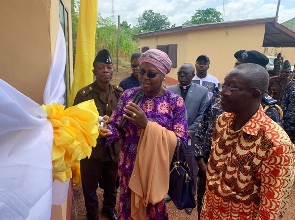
xmin=207 ymin=74 xmax=219 ymax=83
xmin=264 ymin=121 xmax=292 ymax=147
xmin=269 ymin=76 xmax=278 ymax=82
xmin=119 ymin=75 xmax=131 ymax=84
xmin=192 ymin=83 xmax=208 ymax=91
xmin=166 ymin=84 xmax=179 ymax=91
xmin=77 ymin=83 xmax=95 ymax=97
xmin=112 ymin=84 xmax=124 ymax=92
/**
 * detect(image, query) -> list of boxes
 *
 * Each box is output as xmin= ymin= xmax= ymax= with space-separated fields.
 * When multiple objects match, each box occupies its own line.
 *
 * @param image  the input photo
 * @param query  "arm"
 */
xmin=188 ymin=91 xmax=209 ymax=136
xmin=256 ymin=142 xmax=295 ymax=220
xmin=172 ymin=96 xmax=188 ymax=146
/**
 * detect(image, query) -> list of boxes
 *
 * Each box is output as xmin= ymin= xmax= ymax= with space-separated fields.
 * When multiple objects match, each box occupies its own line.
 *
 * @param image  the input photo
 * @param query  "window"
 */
xmin=156 ymin=44 xmax=177 ymax=68
xmin=59 ymin=0 xmax=71 ymax=106
xmin=141 ymin=46 xmax=149 ymax=53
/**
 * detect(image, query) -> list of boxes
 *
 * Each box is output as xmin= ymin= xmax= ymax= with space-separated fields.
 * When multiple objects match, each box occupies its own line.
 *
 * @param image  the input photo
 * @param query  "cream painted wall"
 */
xmin=0 ymin=0 xmax=52 ymax=104
xmin=139 ymin=23 xmax=295 ymax=83
xmin=186 ymin=24 xmax=266 ymax=82
xmin=151 ymin=33 xmax=188 ymax=80
xmin=264 ymin=47 xmax=295 ymax=68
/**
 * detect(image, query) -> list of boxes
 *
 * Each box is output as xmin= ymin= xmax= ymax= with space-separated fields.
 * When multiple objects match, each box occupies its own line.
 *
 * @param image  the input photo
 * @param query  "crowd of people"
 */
xmin=74 ymin=48 xmax=295 ymax=220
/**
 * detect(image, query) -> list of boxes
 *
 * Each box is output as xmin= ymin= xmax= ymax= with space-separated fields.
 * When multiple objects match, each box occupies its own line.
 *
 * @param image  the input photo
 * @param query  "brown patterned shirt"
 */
xmin=201 ymin=106 xmax=295 ymax=220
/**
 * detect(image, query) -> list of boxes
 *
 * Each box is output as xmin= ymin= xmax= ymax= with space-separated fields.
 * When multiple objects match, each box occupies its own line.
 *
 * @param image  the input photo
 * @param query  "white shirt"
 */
xmin=192 ymin=73 xmax=219 ymax=87
xmin=192 ymin=73 xmax=219 ymax=99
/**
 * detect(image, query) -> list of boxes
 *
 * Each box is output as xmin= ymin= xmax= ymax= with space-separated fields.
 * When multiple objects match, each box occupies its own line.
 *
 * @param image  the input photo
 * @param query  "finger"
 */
xmin=125 ymin=105 xmax=139 ymax=115
xmin=129 ymin=102 xmax=141 ymax=111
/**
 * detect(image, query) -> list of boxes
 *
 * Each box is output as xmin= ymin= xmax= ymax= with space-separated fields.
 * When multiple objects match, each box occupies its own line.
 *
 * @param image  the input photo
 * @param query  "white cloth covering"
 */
xmin=0 ymin=23 xmax=67 ymax=220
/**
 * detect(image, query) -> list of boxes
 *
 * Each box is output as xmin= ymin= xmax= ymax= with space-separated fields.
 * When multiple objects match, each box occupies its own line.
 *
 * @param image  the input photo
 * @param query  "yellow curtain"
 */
xmin=69 ymin=0 xmax=98 ymax=106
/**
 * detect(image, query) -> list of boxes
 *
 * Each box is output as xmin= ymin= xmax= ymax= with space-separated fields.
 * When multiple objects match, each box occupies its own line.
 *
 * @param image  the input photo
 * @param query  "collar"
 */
xmin=224 ymin=106 xmax=265 ymax=136
xmin=92 ymin=82 xmax=114 ymax=93
xmin=179 ymin=83 xmax=192 ymax=90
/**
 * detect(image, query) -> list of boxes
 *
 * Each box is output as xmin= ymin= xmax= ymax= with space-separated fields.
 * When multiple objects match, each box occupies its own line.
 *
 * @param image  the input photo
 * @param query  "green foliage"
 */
xmin=95 ymin=14 xmax=139 ymax=61
xmin=184 ymin=8 xmax=223 ymax=25
xmin=138 ymin=10 xmax=173 ymax=32
xmin=71 ymin=0 xmax=79 ymax=55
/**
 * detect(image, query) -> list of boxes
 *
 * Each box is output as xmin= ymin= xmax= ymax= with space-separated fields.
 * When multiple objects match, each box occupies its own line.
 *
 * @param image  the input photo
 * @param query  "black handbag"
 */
xmin=168 ymin=142 xmax=196 ymax=210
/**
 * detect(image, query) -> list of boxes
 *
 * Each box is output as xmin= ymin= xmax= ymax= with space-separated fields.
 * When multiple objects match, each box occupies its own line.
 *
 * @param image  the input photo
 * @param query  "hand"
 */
xmin=123 ymin=102 xmax=148 ymax=129
xmin=99 ymin=127 xmax=112 ymax=137
xmin=197 ymin=157 xmax=207 ymax=178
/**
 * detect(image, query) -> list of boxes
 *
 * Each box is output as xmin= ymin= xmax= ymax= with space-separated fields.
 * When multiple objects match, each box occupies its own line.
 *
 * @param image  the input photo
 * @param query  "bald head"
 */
xmin=180 ymin=63 xmax=195 ymax=74
xmin=229 ymin=63 xmax=269 ymax=93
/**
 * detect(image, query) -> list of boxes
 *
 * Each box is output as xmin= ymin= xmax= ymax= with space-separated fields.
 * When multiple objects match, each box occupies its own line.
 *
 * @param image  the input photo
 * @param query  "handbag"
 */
xmin=168 ymin=142 xmax=196 ymax=210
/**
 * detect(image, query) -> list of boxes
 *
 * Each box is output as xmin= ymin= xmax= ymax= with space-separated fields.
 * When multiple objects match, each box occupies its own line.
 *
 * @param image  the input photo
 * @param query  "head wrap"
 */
xmin=138 ymin=49 xmax=172 ymax=75
xmin=93 ymin=49 xmax=112 ymax=66
xmin=234 ymin=50 xmax=269 ymax=68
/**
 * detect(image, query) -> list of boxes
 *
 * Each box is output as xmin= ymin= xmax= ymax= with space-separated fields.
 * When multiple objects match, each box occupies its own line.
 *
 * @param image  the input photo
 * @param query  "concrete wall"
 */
xmin=0 ymin=1 xmax=73 ymax=219
xmin=139 ymin=23 xmax=295 ymax=84
xmin=0 ymin=0 xmax=52 ymax=104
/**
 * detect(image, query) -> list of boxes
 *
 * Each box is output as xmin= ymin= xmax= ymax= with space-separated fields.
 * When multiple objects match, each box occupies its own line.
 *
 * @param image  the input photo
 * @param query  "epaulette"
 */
xmin=113 ymin=85 xmax=123 ymax=92
xmin=262 ymin=93 xmax=277 ymax=105
xmin=79 ymin=85 xmax=93 ymax=97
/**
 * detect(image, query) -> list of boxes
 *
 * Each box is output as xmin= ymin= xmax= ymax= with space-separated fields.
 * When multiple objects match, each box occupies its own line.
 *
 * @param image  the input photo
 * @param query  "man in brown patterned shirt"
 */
xmin=201 ymin=63 xmax=295 ymax=220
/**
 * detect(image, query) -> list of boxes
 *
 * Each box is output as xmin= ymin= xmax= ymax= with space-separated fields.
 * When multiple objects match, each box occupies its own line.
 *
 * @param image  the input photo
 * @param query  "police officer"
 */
xmin=268 ymin=60 xmax=292 ymax=106
xmin=282 ymin=70 xmax=295 ymax=143
xmin=119 ymin=52 xmax=142 ymax=90
xmin=74 ymin=49 xmax=122 ymax=220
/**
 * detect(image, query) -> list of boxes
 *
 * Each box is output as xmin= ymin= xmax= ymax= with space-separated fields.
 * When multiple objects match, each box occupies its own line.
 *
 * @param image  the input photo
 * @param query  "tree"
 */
xmin=184 ymin=8 xmax=223 ymax=25
xmin=138 ymin=10 xmax=173 ymax=32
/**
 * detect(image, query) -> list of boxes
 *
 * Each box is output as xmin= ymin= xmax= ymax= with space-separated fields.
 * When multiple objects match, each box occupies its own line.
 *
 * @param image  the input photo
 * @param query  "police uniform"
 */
xmin=281 ymin=79 xmax=295 ymax=143
xmin=268 ymin=76 xmax=290 ymax=106
xmin=73 ymin=49 xmax=122 ymax=220
xmin=268 ymin=60 xmax=292 ymax=106
xmin=118 ymin=73 xmax=140 ymax=90
xmin=261 ymin=93 xmax=283 ymax=125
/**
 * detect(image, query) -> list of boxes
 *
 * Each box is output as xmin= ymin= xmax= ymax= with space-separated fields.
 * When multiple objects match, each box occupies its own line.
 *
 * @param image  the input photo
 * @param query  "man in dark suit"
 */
xmin=74 ymin=49 xmax=122 ymax=220
xmin=167 ymin=63 xmax=209 ymax=215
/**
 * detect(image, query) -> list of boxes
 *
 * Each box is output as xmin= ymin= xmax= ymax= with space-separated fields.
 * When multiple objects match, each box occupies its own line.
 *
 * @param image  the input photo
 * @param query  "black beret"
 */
xmin=234 ymin=50 xmax=269 ymax=68
xmin=93 ymin=49 xmax=112 ymax=65
xmin=282 ymin=60 xmax=291 ymax=69
xmin=196 ymin=55 xmax=210 ymax=64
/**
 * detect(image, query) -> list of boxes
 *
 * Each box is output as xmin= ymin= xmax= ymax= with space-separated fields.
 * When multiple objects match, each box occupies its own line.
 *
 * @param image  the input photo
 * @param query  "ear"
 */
xmin=251 ymin=89 xmax=262 ymax=99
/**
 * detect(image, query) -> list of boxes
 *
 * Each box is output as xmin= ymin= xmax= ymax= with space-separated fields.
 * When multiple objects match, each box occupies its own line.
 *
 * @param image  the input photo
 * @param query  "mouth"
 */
xmin=141 ymin=82 xmax=150 ymax=88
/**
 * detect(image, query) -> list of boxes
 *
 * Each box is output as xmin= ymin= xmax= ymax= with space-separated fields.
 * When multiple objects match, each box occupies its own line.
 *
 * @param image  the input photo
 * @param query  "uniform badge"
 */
xmin=241 ymin=51 xmax=248 ymax=60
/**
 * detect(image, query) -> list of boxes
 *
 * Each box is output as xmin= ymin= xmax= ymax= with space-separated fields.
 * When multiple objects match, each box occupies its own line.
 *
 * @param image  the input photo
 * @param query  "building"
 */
xmin=136 ymin=17 xmax=295 ymax=84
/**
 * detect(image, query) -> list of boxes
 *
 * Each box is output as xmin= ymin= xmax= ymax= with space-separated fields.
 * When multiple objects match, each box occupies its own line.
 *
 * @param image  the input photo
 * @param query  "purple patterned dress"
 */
xmin=106 ymin=87 xmax=188 ymax=220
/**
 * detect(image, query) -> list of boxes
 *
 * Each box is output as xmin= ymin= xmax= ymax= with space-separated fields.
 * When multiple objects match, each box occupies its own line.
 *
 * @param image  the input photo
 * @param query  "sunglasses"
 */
xmin=139 ymin=69 xmax=157 ymax=78
xmin=177 ymin=71 xmax=191 ymax=76
xmin=131 ymin=64 xmax=139 ymax=69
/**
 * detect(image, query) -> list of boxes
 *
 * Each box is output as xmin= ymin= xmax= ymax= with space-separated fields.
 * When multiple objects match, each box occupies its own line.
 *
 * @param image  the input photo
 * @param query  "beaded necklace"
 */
xmin=145 ymin=89 xmax=163 ymax=101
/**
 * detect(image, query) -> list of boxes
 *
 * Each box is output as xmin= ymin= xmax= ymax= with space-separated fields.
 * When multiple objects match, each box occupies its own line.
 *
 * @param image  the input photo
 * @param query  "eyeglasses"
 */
xmin=139 ymin=69 xmax=157 ymax=78
xmin=131 ymin=64 xmax=139 ymax=69
xmin=221 ymin=84 xmax=257 ymax=95
xmin=177 ymin=71 xmax=191 ymax=76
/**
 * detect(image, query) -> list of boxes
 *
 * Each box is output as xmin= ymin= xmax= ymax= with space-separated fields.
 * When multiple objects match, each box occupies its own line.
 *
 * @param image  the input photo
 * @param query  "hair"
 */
xmin=130 ymin=52 xmax=142 ymax=62
xmin=181 ymin=63 xmax=195 ymax=75
xmin=231 ymin=63 xmax=269 ymax=92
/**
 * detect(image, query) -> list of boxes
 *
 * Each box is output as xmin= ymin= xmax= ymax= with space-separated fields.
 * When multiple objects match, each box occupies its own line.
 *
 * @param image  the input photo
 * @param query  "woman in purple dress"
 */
xmin=101 ymin=49 xmax=188 ymax=219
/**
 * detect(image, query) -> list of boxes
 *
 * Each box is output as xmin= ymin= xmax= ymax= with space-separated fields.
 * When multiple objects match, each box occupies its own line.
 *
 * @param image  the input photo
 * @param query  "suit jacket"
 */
xmin=167 ymin=83 xmax=209 ymax=137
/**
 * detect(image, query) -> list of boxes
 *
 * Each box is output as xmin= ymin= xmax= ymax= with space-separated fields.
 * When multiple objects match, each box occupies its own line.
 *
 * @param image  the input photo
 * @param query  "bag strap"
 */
xmin=175 ymin=137 xmax=187 ymax=162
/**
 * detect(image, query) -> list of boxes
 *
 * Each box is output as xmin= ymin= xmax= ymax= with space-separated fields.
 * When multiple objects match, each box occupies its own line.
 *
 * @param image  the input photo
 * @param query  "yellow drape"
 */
xmin=69 ymin=0 xmax=98 ymax=106
xmin=42 ymin=100 xmax=99 ymax=183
